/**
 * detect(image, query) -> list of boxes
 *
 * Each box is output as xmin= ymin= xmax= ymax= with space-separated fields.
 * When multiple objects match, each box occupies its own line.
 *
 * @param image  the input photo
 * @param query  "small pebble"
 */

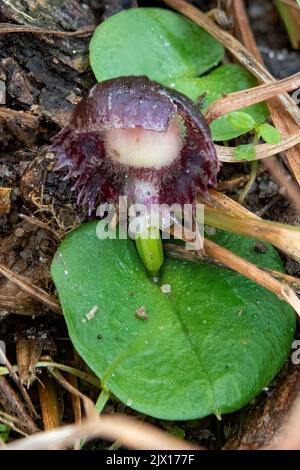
xmin=135 ymin=306 xmax=148 ymax=320
xmin=160 ymin=284 xmax=171 ymax=294
xmin=255 ymin=241 xmax=268 ymax=253
xmin=204 ymin=225 xmax=216 ymax=236
xmin=85 ymin=305 xmax=98 ymax=321
xmin=15 ymin=228 xmax=25 ymax=238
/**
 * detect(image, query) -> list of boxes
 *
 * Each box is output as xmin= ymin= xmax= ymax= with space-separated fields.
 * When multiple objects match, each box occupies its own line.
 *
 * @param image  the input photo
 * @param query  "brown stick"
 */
xmin=204 ymin=238 xmax=300 ymax=314
xmin=164 ymin=0 xmax=300 ymax=187
xmin=216 ymin=132 xmax=300 ymax=162
xmin=0 ymin=107 xmax=40 ymax=143
xmin=206 ymin=189 xmax=260 ymax=219
xmin=4 ymin=413 xmax=200 ymax=450
xmin=231 ymin=0 xmax=300 ymax=194
xmin=265 ymin=269 xmax=300 ymax=293
xmin=19 ymin=214 xmax=61 ymax=240
xmin=0 ymin=264 xmax=61 ymax=314
xmin=38 ymin=373 xmax=60 ymax=431
xmin=166 ymin=224 xmax=300 ymax=315
xmin=164 ymin=0 xmax=300 ymax=124
xmin=0 ymin=347 xmax=38 ymax=418
xmin=0 ymin=23 xmax=94 ymax=37
xmin=205 ymin=73 xmax=300 ymax=123
xmin=165 ymin=243 xmax=300 ymax=293
xmin=0 ymin=377 xmax=38 ymax=435
xmin=204 ymin=205 xmax=300 ymax=263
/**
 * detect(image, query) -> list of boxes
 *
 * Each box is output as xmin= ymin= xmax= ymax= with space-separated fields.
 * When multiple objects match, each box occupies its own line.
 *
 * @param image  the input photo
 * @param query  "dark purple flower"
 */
xmin=52 ymin=76 xmax=219 ymax=213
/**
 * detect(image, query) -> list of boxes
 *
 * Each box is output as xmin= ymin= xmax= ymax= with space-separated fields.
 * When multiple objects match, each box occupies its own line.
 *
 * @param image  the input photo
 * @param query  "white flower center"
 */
xmin=104 ymin=115 xmax=185 ymax=170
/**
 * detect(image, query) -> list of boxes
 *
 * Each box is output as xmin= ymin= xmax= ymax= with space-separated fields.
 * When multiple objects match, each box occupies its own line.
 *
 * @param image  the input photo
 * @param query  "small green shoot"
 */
xmin=235 ymin=144 xmax=256 ymax=161
xmin=257 ymin=123 xmax=281 ymax=145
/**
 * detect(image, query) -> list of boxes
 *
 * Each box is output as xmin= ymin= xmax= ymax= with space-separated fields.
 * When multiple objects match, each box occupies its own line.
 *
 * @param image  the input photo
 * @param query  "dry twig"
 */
xmin=231 ymin=0 xmax=300 ymax=197
xmin=216 ymin=132 xmax=300 ymax=162
xmin=164 ymin=0 xmax=300 ymax=187
xmin=38 ymin=373 xmax=60 ymax=431
xmin=0 ymin=23 xmax=94 ymax=37
xmin=0 ymin=264 xmax=61 ymax=314
xmin=0 ymin=377 xmax=38 ymax=435
xmin=204 ymin=73 xmax=300 ymax=123
xmin=3 ymin=412 xmax=200 ymax=450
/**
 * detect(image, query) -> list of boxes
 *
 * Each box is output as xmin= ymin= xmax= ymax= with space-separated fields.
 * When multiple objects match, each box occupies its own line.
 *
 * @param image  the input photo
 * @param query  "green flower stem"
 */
xmin=95 ymin=389 xmax=111 ymax=413
xmin=135 ymin=226 xmax=164 ymax=277
xmin=238 ymin=132 xmax=259 ymax=204
xmin=238 ymin=159 xmax=258 ymax=204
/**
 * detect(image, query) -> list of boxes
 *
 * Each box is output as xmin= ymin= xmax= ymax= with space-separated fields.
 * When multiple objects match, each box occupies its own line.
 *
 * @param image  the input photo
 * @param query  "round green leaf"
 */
xmin=89 ymin=8 xmax=224 ymax=83
xmin=228 ymin=112 xmax=256 ymax=132
xmin=166 ymin=64 xmax=269 ymax=141
xmin=258 ymin=123 xmax=281 ymax=145
xmin=51 ymin=222 xmax=295 ymax=420
xmin=235 ymin=143 xmax=256 ymax=161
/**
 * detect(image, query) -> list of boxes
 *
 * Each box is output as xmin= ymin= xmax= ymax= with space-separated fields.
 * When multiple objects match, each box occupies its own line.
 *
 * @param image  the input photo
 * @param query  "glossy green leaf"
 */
xmin=89 ymin=8 xmax=224 ymax=83
xmin=0 ymin=425 xmax=9 ymax=443
xmin=166 ymin=64 xmax=269 ymax=141
xmin=235 ymin=143 xmax=256 ymax=161
xmin=228 ymin=112 xmax=256 ymax=132
xmin=51 ymin=222 xmax=295 ymax=420
xmin=258 ymin=123 xmax=281 ymax=145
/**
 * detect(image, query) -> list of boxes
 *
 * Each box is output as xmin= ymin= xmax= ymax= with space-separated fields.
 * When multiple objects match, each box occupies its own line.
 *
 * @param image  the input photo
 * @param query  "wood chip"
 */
xmin=135 ymin=306 xmax=148 ymax=320
xmin=0 ymin=187 xmax=11 ymax=215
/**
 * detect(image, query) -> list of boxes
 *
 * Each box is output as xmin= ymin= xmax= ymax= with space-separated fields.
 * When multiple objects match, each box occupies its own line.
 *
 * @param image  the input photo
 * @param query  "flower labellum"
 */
xmin=52 ymin=76 xmax=220 ymax=214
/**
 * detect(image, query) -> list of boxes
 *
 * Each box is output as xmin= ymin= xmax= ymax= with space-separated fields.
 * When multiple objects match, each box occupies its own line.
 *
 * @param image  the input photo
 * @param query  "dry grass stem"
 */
xmin=204 ymin=190 xmax=300 ymax=269
xmin=205 ymin=190 xmax=260 ymax=219
xmin=204 ymin=73 xmax=300 ymax=123
xmin=264 ymin=269 xmax=300 ymax=293
xmin=38 ymin=373 xmax=60 ymax=431
xmin=263 ymin=156 xmax=300 ymax=211
xmin=0 ymin=348 xmax=38 ymax=418
xmin=0 ymin=411 xmax=29 ymax=438
xmin=0 ymin=360 xmax=100 ymax=388
xmin=0 ymin=264 xmax=61 ymax=314
xmin=66 ymin=374 xmax=82 ymax=449
xmin=203 ymin=206 xmax=300 ymax=263
xmin=204 ymin=237 xmax=300 ymax=315
xmin=231 ymin=0 xmax=300 ymax=190
xmin=3 ymin=412 xmax=200 ymax=450
xmin=166 ymin=225 xmax=300 ymax=315
xmin=164 ymin=0 xmax=300 ymax=127
xmin=49 ymin=368 xmax=89 ymax=402
xmin=16 ymin=336 xmax=43 ymax=387
xmin=0 ymin=377 xmax=38 ymax=435
xmin=19 ymin=214 xmax=61 ymax=240
xmin=216 ymin=132 xmax=300 ymax=162
xmin=217 ymin=174 xmax=252 ymax=191
xmin=164 ymin=0 xmax=300 ymax=188
xmin=165 ymin=244 xmax=300 ymax=293
xmin=0 ymin=23 xmax=94 ymax=37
